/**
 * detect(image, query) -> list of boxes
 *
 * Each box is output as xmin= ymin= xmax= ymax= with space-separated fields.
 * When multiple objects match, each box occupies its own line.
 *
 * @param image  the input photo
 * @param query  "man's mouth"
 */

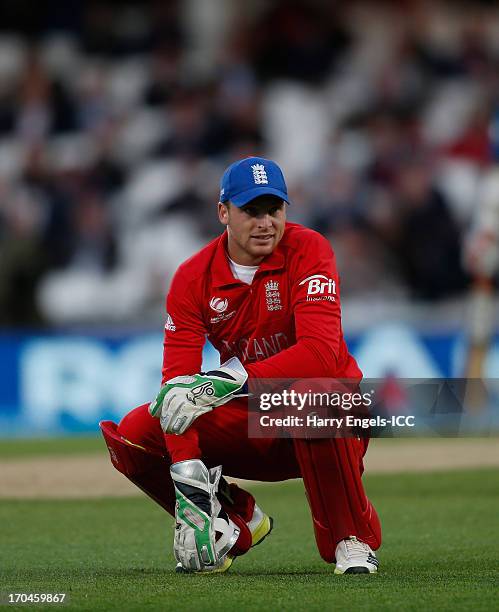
xmin=251 ymin=234 xmax=274 ymax=241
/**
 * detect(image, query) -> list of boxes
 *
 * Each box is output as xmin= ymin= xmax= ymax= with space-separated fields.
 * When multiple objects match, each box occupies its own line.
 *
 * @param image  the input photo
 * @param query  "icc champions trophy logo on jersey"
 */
xmin=210 ymin=297 xmax=228 ymax=313
xmin=209 ymin=297 xmax=236 ymax=324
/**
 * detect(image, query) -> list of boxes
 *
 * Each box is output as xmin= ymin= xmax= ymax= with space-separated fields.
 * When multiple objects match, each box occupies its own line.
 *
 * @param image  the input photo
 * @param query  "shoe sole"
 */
xmin=334 ymin=566 xmax=377 ymax=575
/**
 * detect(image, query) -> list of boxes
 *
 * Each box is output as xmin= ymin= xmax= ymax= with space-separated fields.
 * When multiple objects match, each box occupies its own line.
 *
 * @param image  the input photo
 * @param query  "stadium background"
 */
xmin=1 ymin=1 xmax=498 ymax=610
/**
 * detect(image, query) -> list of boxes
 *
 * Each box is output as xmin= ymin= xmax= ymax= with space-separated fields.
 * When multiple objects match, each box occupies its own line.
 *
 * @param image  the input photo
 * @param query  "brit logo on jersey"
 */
xmin=265 ymin=280 xmax=282 ymax=311
xmin=251 ymin=163 xmax=268 ymax=185
xmin=299 ymin=274 xmax=337 ymax=302
xmin=210 ymin=297 xmax=228 ymax=313
xmin=165 ymin=313 xmax=176 ymax=331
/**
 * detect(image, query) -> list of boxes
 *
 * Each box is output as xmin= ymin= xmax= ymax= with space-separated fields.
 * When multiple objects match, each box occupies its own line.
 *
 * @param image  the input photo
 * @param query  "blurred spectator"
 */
xmin=0 ymin=182 xmax=48 ymax=325
xmin=145 ymin=44 xmax=184 ymax=107
xmin=250 ymin=0 xmax=351 ymax=84
xmin=16 ymin=51 xmax=52 ymax=143
xmin=375 ymin=155 xmax=469 ymax=300
xmin=67 ymin=190 xmax=117 ymax=272
xmin=154 ymin=85 xmax=232 ymax=158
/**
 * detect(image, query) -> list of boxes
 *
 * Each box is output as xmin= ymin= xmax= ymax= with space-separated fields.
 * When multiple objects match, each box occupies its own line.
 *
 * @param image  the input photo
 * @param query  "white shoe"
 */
xmin=334 ymin=536 xmax=379 ymax=574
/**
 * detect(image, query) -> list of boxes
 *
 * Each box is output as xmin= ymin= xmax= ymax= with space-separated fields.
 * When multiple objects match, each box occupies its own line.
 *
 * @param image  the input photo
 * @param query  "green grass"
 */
xmin=1 ymin=435 xmax=495 ymax=460
xmin=1 ymin=470 xmax=498 ymax=611
xmin=0 ymin=436 xmax=104 ymax=459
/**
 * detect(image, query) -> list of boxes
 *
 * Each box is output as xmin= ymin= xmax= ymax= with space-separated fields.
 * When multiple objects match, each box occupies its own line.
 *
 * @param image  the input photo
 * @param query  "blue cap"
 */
xmin=219 ymin=157 xmax=290 ymax=207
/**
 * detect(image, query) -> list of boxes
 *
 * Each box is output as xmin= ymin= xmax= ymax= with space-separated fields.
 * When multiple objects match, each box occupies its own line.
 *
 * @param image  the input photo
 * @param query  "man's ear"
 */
xmin=218 ymin=202 xmax=230 ymax=226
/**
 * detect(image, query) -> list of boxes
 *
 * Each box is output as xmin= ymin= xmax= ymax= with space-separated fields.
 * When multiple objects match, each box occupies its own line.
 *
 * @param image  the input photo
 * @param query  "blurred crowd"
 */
xmin=1 ymin=0 xmax=499 ymax=327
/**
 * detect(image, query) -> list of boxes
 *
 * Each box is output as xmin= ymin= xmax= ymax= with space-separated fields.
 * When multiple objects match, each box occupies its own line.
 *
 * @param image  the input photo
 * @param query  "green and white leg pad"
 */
xmin=170 ymin=459 xmax=240 ymax=572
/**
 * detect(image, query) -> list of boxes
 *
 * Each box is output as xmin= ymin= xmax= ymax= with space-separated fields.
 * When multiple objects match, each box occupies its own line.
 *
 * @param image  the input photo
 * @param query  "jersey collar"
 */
xmin=212 ymin=231 xmax=285 ymax=288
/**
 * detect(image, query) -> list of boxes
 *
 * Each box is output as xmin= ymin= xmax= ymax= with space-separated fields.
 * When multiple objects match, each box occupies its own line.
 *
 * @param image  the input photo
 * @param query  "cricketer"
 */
xmin=101 ymin=157 xmax=381 ymax=574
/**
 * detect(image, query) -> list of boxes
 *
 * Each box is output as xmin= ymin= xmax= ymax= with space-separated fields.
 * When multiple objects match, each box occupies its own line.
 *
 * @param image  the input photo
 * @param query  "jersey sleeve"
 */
xmin=161 ymin=267 xmax=207 ymax=383
xmin=245 ymin=232 xmax=344 ymax=378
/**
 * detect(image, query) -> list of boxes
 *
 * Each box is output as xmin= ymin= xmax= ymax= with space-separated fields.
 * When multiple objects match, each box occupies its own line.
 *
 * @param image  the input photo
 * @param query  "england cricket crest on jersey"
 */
xmin=265 ymin=280 xmax=282 ymax=311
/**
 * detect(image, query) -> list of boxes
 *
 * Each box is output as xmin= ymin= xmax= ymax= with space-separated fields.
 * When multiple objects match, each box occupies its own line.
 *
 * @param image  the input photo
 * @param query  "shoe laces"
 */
xmin=344 ymin=536 xmax=370 ymax=557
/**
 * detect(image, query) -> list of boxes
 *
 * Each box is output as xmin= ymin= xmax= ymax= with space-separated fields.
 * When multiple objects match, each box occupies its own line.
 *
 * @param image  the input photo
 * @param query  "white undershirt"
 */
xmin=228 ymin=256 xmax=259 ymax=285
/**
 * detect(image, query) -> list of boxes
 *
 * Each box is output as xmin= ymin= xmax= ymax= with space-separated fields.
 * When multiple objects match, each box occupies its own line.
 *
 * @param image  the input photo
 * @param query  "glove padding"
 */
xmin=149 ymin=357 xmax=247 ymax=434
xmin=171 ymin=460 xmax=240 ymax=572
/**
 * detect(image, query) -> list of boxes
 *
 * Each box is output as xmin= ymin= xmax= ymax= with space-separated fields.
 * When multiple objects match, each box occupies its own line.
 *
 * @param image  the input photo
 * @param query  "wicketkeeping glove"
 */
xmin=149 ymin=357 xmax=248 ymax=434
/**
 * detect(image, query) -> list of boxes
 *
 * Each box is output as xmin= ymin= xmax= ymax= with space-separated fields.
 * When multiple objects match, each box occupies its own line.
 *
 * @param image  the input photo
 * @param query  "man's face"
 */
xmin=218 ymin=195 xmax=287 ymax=265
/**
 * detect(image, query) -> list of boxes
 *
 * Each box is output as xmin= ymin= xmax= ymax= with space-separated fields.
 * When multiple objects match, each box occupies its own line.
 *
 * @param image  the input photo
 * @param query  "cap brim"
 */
xmin=229 ymin=186 xmax=290 ymax=207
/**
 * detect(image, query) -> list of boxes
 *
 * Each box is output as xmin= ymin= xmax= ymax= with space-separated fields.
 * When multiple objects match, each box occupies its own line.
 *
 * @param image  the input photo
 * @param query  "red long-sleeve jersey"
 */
xmin=162 ymin=222 xmax=362 ymax=384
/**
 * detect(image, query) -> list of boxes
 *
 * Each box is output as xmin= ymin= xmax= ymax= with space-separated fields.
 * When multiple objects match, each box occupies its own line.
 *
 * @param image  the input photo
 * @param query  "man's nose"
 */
xmin=256 ymin=213 xmax=272 ymax=228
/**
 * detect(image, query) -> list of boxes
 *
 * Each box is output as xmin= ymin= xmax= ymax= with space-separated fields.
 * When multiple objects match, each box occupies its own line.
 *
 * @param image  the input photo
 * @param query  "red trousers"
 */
xmin=113 ymin=399 xmax=382 ymax=560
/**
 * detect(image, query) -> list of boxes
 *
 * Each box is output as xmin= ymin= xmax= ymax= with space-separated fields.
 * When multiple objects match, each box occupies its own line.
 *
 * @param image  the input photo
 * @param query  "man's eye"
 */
xmin=245 ymin=208 xmax=257 ymax=216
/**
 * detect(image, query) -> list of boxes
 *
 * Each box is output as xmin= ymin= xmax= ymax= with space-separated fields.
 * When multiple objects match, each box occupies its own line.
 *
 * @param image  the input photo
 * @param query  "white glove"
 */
xmin=149 ymin=357 xmax=247 ymax=434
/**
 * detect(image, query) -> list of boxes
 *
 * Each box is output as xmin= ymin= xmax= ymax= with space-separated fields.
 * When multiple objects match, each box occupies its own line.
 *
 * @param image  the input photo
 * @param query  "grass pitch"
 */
xmin=0 ymin=436 xmax=104 ymax=459
xmin=1 ymin=456 xmax=498 ymax=610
